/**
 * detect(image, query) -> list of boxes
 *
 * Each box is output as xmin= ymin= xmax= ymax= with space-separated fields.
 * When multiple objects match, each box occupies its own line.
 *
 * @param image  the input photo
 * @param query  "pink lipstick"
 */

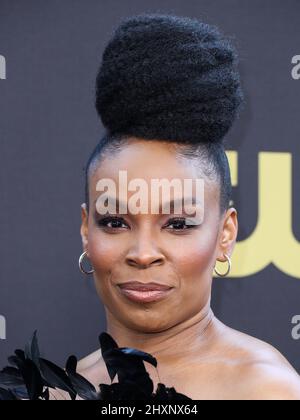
xmin=117 ymin=281 xmax=174 ymax=303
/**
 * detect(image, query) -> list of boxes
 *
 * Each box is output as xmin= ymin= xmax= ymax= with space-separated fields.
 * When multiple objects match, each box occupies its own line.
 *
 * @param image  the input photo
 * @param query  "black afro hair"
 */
xmin=95 ymin=13 xmax=244 ymax=145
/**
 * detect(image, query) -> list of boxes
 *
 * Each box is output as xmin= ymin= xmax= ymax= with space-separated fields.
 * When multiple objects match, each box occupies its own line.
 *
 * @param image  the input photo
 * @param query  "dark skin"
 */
xmin=76 ymin=138 xmax=300 ymax=400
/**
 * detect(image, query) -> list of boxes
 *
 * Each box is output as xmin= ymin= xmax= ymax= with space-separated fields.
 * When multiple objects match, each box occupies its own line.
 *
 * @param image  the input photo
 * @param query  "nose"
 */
xmin=125 ymin=228 xmax=165 ymax=269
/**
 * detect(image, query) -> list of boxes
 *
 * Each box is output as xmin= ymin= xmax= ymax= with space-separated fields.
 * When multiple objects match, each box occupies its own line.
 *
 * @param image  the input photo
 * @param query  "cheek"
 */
xmin=87 ymin=231 xmax=123 ymax=304
xmin=168 ymin=233 xmax=217 ymax=317
xmin=170 ymin=231 xmax=217 ymax=281
xmin=87 ymin=229 xmax=124 ymax=273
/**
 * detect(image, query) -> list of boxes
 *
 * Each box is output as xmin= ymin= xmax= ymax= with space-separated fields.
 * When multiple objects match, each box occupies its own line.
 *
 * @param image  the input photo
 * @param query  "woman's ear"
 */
xmin=80 ymin=203 xmax=89 ymax=252
xmin=216 ymin=207 xmax=238 ymax=262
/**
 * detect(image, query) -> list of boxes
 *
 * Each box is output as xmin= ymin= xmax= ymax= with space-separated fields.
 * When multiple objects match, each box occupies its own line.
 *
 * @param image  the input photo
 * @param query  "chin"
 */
xmin=130 ymin=322 xmax=169 ymax=334
xmin=118 ymin=311 xmax=171 ymax=334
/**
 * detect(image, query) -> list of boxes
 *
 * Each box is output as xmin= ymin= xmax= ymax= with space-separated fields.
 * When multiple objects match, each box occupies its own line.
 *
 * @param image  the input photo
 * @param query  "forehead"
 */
xmin=91 ymin=138 xmax=202 ymax=180
xmin=89 ymin=138 xmax=219 ymax=210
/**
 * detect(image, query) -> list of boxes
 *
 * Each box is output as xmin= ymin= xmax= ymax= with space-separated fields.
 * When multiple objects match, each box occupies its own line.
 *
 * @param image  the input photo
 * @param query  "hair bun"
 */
xmin=95 ymin=13 xmax=244 ymax=145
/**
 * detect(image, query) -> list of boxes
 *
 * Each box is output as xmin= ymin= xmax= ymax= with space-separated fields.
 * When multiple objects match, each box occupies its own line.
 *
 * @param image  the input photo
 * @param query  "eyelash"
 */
xmin=96 ymin=216 xmax=197 ymax=231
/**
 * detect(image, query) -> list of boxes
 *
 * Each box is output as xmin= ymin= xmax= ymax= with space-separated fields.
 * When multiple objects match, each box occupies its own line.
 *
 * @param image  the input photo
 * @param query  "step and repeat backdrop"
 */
xmin=1 ymin=0 xmax=300 ymax=372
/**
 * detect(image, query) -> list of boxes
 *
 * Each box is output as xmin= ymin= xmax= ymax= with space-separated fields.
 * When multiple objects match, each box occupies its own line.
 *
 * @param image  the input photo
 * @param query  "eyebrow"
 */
xmin=93 ymin=196 xmax=201 ymax=214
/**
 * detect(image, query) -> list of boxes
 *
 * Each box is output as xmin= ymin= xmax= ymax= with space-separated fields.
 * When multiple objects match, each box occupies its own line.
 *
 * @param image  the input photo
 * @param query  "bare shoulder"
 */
xmin=240 ymin=361 xmax=300 ymax=400
xmin=215 ymin=321 xmax=300 ymax=400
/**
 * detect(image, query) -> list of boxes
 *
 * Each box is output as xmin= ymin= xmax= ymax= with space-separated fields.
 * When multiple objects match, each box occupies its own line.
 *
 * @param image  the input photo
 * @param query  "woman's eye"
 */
xmin=96 ymin=216 xmax=198 ymax=231
xmin=97 ymin=217 xmax=128 ymax=229
xmin=165 ymin=218 xmax=196 ymax=230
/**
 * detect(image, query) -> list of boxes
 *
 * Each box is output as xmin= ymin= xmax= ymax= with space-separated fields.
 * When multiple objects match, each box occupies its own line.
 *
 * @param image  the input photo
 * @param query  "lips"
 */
xmin=117 ymin=281 xmax=174 ymax=303
xmin=118 ymin=281 xmax=172 ymax=291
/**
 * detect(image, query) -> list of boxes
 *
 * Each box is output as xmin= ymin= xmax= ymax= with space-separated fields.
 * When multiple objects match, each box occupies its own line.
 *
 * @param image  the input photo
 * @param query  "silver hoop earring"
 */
xmin=214 ymin=253 xmax=231 ymax=277
xmin=79 ymin=251 xmax=94 ymax=275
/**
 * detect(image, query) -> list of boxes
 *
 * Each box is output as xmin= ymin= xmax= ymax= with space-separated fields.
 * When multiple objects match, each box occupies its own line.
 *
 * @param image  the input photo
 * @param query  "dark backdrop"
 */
xmin=0 ymin=0 xmax=299 ymax=372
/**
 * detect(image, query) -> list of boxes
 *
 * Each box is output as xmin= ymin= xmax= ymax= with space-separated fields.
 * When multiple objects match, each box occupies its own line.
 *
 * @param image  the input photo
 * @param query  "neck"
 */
xmin=105 ymin=302 xmax=215 ymax=365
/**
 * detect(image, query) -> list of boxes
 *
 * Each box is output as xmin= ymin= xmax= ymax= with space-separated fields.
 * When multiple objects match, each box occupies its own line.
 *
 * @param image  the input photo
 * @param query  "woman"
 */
xmin=76 ymin=13 xmax=300 ymax=400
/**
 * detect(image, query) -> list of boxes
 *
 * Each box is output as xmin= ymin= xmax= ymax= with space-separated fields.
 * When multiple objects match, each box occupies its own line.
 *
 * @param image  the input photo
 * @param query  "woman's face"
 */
xmin=81 ymin=138 xmax=237 ymax=333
